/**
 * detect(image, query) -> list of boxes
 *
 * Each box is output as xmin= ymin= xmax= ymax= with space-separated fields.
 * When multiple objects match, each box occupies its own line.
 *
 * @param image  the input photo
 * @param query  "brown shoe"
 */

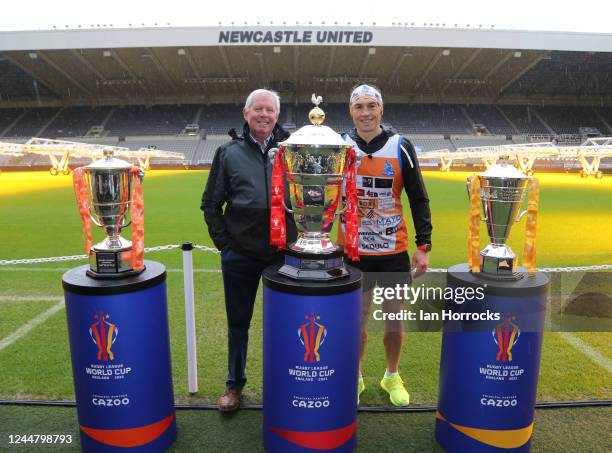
xmin=218 ymin=388 xmax=242 ymax=412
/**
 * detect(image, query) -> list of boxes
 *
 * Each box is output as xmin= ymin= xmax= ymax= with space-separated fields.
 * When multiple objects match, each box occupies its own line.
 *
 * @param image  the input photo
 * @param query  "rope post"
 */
xmin=181 ymin=241 xmax=198 ymax=394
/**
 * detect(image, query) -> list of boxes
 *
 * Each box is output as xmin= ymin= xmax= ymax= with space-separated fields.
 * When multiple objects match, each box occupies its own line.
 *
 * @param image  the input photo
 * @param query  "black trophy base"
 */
xmin=264 ymin=262 xmax=362 ymax=296
xmin=64 ymin=260 xmax=165 ymax=295
xmin=279 ymin=248 xmax=348 ymax=281
xmin=88 ymin=249 xmax=145 ymax=280
xmin=448 ymin=263 xmax=549 ymax=297
xmin=480 ymin=255 xmax=522 ymax=281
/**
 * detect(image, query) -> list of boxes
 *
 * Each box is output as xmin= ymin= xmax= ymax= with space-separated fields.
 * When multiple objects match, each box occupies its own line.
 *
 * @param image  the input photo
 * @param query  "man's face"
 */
xmin=350 ymin=98 xmax=383 ymax=134
xmin=243 ymin=94 xmax=278 ymax=141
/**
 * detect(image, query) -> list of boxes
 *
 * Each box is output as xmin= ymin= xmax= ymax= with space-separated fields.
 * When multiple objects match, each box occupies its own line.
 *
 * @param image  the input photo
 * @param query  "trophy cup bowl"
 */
xmin=274 ymin=99 xmax=354 ymax=280
xmin=283 ymin=139 xmax=349 ymax=254
xmin=470 ymin=161 xmax=530 ymax=278
xmin=84 ymin=152 xmax=143 ymax=277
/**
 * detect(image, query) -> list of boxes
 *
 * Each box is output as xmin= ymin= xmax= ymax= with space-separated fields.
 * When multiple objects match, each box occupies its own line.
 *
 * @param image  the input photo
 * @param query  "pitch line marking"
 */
xmin=0 ymin=296 xmax=64 ymax=303
xmin=0 ymin=268 xmax=222 ymax=273
xmin=0 ymin=300 xmax=64 ymax=352
xmin=557 ymin=332 xmax=612 ymax=374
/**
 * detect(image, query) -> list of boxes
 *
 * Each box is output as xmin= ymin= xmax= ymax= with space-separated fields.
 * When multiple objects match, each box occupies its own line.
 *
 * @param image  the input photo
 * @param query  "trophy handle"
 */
xmin=336 ymin=201 xmax=349 ymax=216
xmin=89 ymin=213 xmax=103 ymax=228
xmin=515 ymin=183 xmax=530 ymax=223
xmin=482 ymin=203 xmax=489 ymax=222
xmin=282 ymin=199 xmax=294 ymax=214
xmin=466 ymin=176 xmax=473 ymax=198
xmin=515 ymin=209 xmax=528 ymax=223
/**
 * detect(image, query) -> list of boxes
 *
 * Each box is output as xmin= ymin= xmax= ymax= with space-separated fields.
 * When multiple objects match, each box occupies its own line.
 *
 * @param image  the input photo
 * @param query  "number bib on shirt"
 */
xmin=339 ymin=134 xmax=408 ymax=256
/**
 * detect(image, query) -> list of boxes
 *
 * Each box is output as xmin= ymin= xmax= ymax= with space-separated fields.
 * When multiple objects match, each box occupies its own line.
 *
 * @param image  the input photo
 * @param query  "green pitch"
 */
xmin=0 ymin=170 xmax=610 ymax=408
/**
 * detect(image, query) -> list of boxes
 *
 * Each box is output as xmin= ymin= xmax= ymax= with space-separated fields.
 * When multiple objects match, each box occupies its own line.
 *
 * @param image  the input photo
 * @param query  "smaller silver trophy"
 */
xmin=468 ymin=159 xmax=531 ymax=279
xmin=84 ymin=150 xmax=144 ymax=278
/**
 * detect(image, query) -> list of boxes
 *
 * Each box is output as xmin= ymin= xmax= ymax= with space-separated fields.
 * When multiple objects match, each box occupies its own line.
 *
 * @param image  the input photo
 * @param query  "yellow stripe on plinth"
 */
xmin=436 ymin=411 xmax=533 ymax=449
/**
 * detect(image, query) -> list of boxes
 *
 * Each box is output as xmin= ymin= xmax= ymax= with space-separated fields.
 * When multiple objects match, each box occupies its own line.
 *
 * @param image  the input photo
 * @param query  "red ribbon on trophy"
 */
xmin=128 ymin=166 xmax=145 ymax=271
xmin=270 ymin=146 xmax=287 ymax=249
xmin=343 ymin=147 xmax=359 ymax=262
xmin=72 ymin=167 xmax=93 ymax=255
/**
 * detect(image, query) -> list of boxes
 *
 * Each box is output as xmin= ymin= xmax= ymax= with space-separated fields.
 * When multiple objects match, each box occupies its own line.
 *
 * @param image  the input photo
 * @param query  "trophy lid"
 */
xmin=280 ymin=94 xmax=350 ymax=148
xmin=280 ymin=124 xmax=350 ymax=148
xmin=479 ymin=158 xmax=528 ymax=179
xmin=86 ymin=150 xmax=132 ymax=171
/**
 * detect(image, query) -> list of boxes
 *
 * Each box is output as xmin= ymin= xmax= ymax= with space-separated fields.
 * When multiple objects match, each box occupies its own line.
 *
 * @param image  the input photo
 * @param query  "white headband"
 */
xmin=350 ymin=85 xmax=383 ymax=105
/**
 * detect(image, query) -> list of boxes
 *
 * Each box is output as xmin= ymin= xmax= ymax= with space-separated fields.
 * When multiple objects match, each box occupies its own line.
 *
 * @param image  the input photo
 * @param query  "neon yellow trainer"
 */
xmin=357 ymin=375 xmax=365 ymax=404
xmin=380 ymin=374 xmax=410 ymax=407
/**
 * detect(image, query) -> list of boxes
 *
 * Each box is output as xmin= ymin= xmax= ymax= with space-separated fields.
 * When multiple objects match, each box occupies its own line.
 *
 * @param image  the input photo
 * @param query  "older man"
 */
xmin=338 ymin=84 xmax=432 ymax=406
xmin=201 ymin=89 xmax=296 ymax=412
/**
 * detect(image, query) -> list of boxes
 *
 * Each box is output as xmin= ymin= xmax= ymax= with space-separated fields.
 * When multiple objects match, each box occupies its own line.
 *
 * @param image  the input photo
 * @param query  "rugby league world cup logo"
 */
xmin=298 ymin=312 xmax=327 ymax=363
xmin=492 ymin=315 xmax=520 ymax=363
xmin=89 ymin=311 xmax=118 ymax=362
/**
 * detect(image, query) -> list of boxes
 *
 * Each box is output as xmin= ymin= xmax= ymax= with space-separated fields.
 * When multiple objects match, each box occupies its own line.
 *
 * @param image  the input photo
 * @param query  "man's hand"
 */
xmin=412 ymin=249 xmax=429 ymax=276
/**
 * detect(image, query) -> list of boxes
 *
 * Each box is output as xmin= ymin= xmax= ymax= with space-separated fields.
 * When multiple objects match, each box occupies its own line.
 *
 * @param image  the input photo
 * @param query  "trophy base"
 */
xmin=478 ymin=244 xmax=522 ymax=281
xmin=279 ymin=248 xmax=349 ymax=281
xmin=88 ymin=248 xmax=145 ymax=279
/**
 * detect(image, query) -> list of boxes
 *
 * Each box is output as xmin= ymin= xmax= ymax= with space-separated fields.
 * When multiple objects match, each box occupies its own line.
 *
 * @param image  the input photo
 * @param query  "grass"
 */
xmin=0 ymin=405 xmax=610 ymax=452
xmin=0 ymin=169 xmax=610 ymax=449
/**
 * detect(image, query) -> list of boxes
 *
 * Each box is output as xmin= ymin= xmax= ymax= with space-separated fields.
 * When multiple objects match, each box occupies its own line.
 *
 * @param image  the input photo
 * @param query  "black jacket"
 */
xmin=201 ymin=123 xmax=297 ymax=260
xmin=347 ymin=125 xmax=432 ymax=247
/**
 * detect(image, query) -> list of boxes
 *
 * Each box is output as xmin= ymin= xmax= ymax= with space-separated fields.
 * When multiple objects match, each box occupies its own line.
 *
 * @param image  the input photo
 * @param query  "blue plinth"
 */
xmin=262 ymin=264 xmax=362 ymax=452
xmin=435 ymin=264 xmax=549 ymax=452
xmin=62 ymin=261 xmax=176 ymax=452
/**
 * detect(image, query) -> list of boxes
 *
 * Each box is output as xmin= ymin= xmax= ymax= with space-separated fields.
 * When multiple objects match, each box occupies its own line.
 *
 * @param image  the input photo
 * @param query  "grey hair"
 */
xmin=244 ymin=89 xmax=281 ymax=114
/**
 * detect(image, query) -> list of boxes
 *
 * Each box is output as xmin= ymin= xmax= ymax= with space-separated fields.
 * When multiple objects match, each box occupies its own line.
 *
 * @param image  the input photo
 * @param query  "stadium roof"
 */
xmin=2 ymin=26 xmax=611 ymax=52
xmin=0 ymin=26 xmax=611 ymax=107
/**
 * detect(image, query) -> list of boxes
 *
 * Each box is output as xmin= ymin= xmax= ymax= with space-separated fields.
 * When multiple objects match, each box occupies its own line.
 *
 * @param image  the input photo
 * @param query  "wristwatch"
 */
xmin=417 ymin=243 xmax=432 ymax=253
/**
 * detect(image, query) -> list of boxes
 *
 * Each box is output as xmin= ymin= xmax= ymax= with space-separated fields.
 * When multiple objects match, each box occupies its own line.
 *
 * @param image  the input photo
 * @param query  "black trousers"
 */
xmin=221 ymin=247 xmax=281 ymax=390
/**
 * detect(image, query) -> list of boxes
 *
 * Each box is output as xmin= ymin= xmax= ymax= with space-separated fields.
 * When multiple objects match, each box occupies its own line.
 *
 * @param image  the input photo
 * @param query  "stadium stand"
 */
xmin=4 ymin=104 xmax=611 ymax=143
xmin=5 ymin=107 xmax=60 ymax=138
xmin=537 ymin=106 xmax=608 ymax=135
xmin=123 ymin=136 xmax=200 ymax=162
xmin=0 ymin=109 xmax=25 ymax=137
xmin=195 ymin=136 xmax=227 ymax=164
xmin=198 ymin=105 xmax=241 ymax=134
xmin=384 ymin=104 xmax=472 ymax=134
xmin=463 ymin=105 xmax=515 ymax=135
xmin=451 ymin=135 xmax=512 ymax=149
xmin=105 ymin=105 xmax=199 ymax=136
xmin=410 ymin=135 xmax=455 ymax=152
xmin=45 ymin=107 xmax=112 ymax=138
xmin=2 ymin=104 xmax=611 ymax=167
xmin=591 ymin=108 xmax=612 ymax=134
xmin=498 ymin=106 xmax=549 ymax=134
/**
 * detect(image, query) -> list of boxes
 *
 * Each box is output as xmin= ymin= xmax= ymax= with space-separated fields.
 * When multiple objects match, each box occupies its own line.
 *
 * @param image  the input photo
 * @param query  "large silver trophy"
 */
xmin=84 ymin=150 xmax=144 ymax=278
xmin=276 ymin=95 xmax=353 ymax=280
xmin=468 ymin=159 xmax=531 ymax=279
